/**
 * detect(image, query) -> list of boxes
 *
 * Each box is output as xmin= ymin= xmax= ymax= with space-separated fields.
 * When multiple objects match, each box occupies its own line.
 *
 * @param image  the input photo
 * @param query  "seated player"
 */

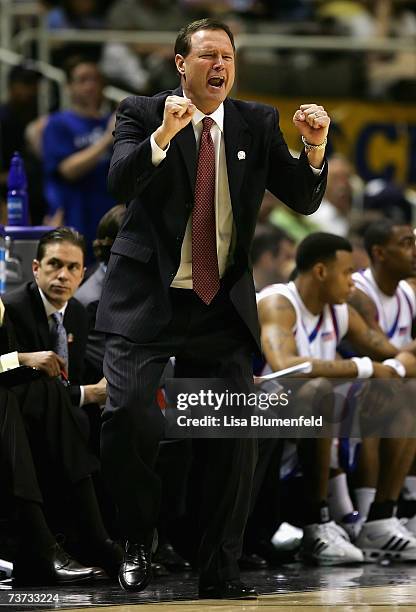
xmin=257 ymin=232 xmax=416 ymax=564
xmin=347 ymin=220 xmax=416 ymax=539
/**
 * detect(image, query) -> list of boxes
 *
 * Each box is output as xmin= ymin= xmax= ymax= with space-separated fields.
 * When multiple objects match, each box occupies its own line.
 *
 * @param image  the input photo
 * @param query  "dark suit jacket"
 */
xmin=96 ymin=88 xmax=327 ymax=348
xmin=3 ymin=282 xmax=88 ymax=406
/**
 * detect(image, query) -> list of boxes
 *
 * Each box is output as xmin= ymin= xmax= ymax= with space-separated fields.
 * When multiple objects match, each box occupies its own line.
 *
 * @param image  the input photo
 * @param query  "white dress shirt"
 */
xmin=150 ymin=101 xmax=323 ymax=288
xmin=151 ymin=103 xmax=233 ymax=288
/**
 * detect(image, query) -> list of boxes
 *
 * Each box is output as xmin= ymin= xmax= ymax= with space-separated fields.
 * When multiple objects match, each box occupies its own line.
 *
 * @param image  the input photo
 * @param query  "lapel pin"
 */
xmin=237 ymin=150 xmax=246 ymax=160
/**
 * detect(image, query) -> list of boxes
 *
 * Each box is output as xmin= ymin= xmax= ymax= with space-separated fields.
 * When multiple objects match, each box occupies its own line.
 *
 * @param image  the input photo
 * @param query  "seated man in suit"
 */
xmin=0 ymin=385 xmax=109 ymax=585
xmin=3 ymin=227 xmax=106 ymax=439
xmin=0 ymin=301 xmax=122 ymax=584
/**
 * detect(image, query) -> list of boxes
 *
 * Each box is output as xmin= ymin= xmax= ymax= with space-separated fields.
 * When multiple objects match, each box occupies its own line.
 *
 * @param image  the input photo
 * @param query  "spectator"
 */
xmin=309 ymin=154 xmax=354 ymax=237
xmin=103 ymin=0 xmax=184 ymax=93
xmin=363 ymin=179 xmax=413 ymax=225
xmin=46 ymin=0 xmax=106 ymax=29
xmin=0 ymin=64 xmax=46 ymax=224
xmin=252 ymin=224 xmax=295 ymax=290
xmin=42 ymin=58 xmax=116 ymax=262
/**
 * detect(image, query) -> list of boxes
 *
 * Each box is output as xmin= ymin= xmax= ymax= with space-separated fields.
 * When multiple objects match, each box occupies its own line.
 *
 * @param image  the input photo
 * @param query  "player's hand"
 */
xmin=373 ymin=363 xmax=401 ymax=378
xmin=293 ymin=103 xmax=330 ymax=145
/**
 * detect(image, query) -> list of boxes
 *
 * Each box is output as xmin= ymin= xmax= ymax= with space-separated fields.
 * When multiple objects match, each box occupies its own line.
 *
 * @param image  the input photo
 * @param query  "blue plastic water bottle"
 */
xmin=7 ymin=152 xmax=29 ymax=226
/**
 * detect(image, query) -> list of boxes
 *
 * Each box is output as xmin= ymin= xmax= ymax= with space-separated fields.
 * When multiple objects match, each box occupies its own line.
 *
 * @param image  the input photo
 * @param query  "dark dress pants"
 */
xmin=0 ymin=387 xmax=43 ymax=506
xmin=101 ymin=285 xmax=258 ymax=585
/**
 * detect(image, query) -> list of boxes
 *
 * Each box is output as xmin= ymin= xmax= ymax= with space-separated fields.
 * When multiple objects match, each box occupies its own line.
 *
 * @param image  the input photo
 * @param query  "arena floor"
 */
xmin=1 ymin=564 xmax=416 ymax=611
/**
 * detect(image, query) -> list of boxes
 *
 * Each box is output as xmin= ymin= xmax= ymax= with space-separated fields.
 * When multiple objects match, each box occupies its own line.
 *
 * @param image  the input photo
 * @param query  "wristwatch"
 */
xmin=302 ymin=135 xmax=327 ymax=151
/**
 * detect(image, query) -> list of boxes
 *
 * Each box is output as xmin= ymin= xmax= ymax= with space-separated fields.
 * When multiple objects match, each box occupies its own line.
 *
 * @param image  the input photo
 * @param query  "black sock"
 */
xmin=305 ymin=501 xmax=330 ymax=525
xmin=367 ymin=500 xmax=396 ymax=522
xmin=17 ymin=500 xmax=56 ymax=555
xmin=72 ymin=476 xmax=109 ymax=545
xmin=398 ymin=499 xmax=416 ymax=519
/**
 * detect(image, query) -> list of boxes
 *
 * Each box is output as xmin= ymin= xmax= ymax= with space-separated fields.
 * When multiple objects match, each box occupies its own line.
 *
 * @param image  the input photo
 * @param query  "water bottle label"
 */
xmin=7 ymin=195 xmax=24 ymax=225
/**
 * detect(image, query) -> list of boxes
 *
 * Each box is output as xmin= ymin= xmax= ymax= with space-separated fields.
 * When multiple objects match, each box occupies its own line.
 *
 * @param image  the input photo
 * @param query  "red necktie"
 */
xmin=192 ymin=117 xmax=220 ymax=305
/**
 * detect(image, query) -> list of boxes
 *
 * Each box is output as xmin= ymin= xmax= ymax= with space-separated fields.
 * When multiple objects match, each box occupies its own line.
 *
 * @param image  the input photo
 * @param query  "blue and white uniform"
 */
xmin=257 ymin=281 xmax=350 ymax=475
xmin=257 ymin=281 xmax=349 ymax=362
xmin=352 ymin=268 xmax=416 ymax=349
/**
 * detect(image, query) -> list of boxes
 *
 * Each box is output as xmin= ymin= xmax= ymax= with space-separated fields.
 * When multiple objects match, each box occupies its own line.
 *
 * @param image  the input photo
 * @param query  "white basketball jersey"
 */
xmin=257 ymin=281 xmax=349 ymax=360
xmin=352 ymin=268 xmax=416 ymax=349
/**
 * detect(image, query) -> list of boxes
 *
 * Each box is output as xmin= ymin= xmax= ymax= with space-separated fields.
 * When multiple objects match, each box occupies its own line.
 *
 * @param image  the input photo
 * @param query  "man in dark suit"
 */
xmin=96 ymin=18 xmax=330 ymax=597
xmin=0 ymin=300 xmax=121 ymax=584
xmin=3 ymin=228 xmax=107 ymax=436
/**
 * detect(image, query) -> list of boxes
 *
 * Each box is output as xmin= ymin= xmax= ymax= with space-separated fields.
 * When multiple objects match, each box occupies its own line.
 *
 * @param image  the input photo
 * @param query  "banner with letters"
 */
xmin=243 ymin=94 xmax=416 ymax=188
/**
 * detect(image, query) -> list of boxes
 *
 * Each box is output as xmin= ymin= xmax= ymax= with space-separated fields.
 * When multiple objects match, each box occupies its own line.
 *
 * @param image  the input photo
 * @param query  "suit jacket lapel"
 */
xmin=224 ymin=99 xmax=251 ymax=221
xmin=29 ymin=282 xmax=51 ymax=349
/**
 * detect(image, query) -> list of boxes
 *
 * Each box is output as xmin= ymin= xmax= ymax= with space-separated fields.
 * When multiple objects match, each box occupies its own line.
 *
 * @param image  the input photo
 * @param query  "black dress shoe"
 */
xmin=118 ymin=541 xmax=153 ymax=591
xmin=154 ymin=541 xmax=191 ymax=572
xmin=13 ymin=544 xmax=103 ymax=585
xmin=239 ymin=552 xmax=268 ymax=570
xmin=199 ymin=580 xmax=258 ymax=599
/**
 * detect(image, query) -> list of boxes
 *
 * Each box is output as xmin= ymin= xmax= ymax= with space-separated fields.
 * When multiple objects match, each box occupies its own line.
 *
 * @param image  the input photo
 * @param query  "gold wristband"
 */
xmin=302 ymin=135 xmax=327 ymax=152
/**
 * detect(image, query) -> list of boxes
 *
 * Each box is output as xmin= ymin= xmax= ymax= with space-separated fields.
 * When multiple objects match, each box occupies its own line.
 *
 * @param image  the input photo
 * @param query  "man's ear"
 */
xmin=372 ymin=245 xmax=385 ymax=262
xmin=32 ymin=259 xmax=40 ymax=279
xmin=313 ymin=262 xmax=327 ymax=282
xmin=175 ymin=54 xmax=186 ymax=77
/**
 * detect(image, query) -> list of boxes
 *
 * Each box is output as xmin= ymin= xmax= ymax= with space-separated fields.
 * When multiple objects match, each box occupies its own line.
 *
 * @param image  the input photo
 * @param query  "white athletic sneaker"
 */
xmin=338 ymin=511 xmax=364 ymax=542
xmin=301 ymin=521 xmax=364 ymax=565
xmin=356 ymin=517 xmax=416 ymax=562
xmin=400 ymin=515 xmax=416 ymax=536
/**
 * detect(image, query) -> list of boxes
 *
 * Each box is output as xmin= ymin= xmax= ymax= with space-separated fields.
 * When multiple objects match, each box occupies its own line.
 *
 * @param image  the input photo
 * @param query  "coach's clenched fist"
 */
xmin=153 ymin=96 xmax=196 ymax=151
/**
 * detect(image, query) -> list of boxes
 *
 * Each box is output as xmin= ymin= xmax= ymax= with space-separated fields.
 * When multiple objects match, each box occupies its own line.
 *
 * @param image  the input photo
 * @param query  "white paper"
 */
xmin=254 ymin=361 xmax=312 ymax=383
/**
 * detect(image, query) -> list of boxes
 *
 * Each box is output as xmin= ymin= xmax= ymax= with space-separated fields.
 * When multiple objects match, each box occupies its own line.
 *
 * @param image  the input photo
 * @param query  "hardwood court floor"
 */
xmin=2 ymin=563 xmax=416 ymax=611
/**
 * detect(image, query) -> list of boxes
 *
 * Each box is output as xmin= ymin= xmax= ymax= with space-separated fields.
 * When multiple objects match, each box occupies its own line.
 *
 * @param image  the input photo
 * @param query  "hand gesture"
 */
xmin=162 ymin=96 xmax=196 ymax=138
xmin=293 ymin=103 xmax=330 ymax=145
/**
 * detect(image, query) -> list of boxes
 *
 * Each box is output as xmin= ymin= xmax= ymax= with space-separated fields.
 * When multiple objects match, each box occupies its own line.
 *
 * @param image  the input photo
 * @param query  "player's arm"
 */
xmin=348 ymin=287 xmax=381 ymax=331
xmin=346 ymin=304 xmax=416 ymax=376
xmin=400 ymin=277 xmax=416 ymax=353
xmin=259 ymin=294 xmax=358 ymax=378
xmin=349 ymin=285 xmax=416 ymax=357
xmin=345 ymin=304 xmax=398 ymax=360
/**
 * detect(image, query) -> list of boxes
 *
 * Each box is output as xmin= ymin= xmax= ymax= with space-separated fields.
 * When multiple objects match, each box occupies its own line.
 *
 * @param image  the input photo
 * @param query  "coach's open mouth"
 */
xmin=207 ymin=76 xmax=225 ymax=89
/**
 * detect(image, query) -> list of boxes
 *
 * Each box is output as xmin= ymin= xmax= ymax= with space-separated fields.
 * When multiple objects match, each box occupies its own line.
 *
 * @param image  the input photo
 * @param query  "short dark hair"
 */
xmin=64 ymin=55 xmax=100 ymax=82
xmin=36 ymin=227 xmax=86 ymax=263
xmin=363 ymin=219 xmax=402 ymax=261
xmin=174 ymin=18 xmax=235 ymax=57
xmin=93 ymin=204 xmax=125 ymax=264
xmin=251 ymin=226 xmax=293 ymax=265
xmin=8 ymin=63 xmax=41 ymax=86
xmin=296 ymin=232 xmax=352 ymax=272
